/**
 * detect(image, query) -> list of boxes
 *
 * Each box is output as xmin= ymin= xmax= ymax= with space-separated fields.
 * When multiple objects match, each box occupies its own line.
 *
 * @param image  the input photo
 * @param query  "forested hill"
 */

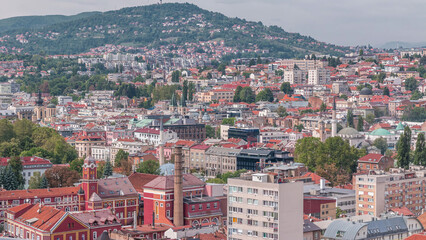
xmin=0 ymin=12 xmax=100 ymax=33
xmin=0 ymin=3 xmax=350 ymax=57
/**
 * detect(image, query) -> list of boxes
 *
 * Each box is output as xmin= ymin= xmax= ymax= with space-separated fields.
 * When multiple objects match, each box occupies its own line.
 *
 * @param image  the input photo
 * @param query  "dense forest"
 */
xmin=0 ymin=3 xmax=349 ymax=57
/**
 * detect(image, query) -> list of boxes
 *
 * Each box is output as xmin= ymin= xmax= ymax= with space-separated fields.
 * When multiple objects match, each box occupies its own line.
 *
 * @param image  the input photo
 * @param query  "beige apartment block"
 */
xmin=227 ymin=173 xmax=303 ymax=240
xmin=355 ymin=166 xmax=426 ymax=217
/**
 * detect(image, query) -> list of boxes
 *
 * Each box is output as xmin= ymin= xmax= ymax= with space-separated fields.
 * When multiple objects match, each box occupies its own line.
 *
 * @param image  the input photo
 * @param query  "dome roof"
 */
xmin=338 ymin=127 xmax=359 ymax=136
xmin=160 ymin=163 xmax=175 ymax=176
xmin=360 ymin=87 xmax=373 ymax=95
xmin=370 ymin=128 xmax=392 ymax=136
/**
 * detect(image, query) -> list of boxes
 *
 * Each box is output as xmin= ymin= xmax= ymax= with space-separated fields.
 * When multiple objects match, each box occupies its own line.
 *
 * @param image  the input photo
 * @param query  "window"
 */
xmin=207 ymin=203 xmax=210 ymax=209
xmin=199 ymin=204 xmax=203 ymax=210
xmin=214 ymin=202 xmax=218 ymax=208
xmin=93 ymin=232 xmax=97 ymax=240
xmin=192 ymin=205 xmax=195 ymax=211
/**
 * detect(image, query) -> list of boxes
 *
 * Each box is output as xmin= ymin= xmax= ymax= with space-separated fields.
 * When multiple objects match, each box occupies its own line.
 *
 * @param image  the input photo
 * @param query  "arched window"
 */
xmin=202 ymin=219 xmax=209 ymax=224
xmin=191 ymin=220 xmax=199 ymax=227
xmin=212 ymin=218 xmax=219 ymax=224
xmin=93 ymin=232 xmax=97 ymax=240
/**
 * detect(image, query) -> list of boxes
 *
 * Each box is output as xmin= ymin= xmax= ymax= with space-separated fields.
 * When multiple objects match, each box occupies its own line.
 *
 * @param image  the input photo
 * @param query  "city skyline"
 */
xmin=1 ymin=0 xmax=426 ymax=47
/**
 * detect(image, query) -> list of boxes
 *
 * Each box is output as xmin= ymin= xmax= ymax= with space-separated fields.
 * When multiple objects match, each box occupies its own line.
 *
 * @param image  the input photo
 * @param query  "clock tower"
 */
xmin=81 ymin=156 xmax=98 ymax=210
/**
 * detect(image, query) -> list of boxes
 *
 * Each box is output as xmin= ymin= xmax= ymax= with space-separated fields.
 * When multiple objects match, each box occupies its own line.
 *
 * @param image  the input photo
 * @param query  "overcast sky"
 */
xmin=1 ymin=0 xmax=425 ymax=47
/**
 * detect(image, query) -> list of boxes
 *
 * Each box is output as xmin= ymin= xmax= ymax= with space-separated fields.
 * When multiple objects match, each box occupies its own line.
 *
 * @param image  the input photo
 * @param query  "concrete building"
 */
xmin=227 ymin=173 xmax=303 ymax=240
xmin=205 ymin=147 xmax=241 ymax=178
xmin=308 ymin=68 xmax=330 ymax=85
xmin=283 ymin=69 xmax=305 ymax=84
xmin=355 ymin=166 xmax=426 ymax=217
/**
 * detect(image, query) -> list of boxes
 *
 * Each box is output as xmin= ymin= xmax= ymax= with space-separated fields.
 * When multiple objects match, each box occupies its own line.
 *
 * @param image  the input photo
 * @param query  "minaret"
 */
xmin=173 ymin=146 xmax=184 ymax=227
xmin=159 ymin=118 xmax=165 ymax=166
xmin=169 ymin=93 xmax=177 ymax=112
xmin=331 ymin=97 xmax=337 ymax=137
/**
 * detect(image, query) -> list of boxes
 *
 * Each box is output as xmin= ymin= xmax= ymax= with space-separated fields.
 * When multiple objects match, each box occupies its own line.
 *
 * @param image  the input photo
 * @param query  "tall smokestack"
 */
xmin=159 ymin=144 xmax=165 ymax=166
xmin=173 ymin=146 xmax=184 ymax=227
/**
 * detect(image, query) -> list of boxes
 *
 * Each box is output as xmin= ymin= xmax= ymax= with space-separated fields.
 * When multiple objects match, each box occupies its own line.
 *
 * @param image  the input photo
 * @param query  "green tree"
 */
xmin=402 ymin=107 xmax=426 ymax=122
xmin=0 ymin=119 xmax=15 ymax=143
xmin=171 ymin=70 xmax=180 ymax=83
xmin=13 ymin=119 xmax=34 ymax=140
xmin=405 ymin=77 xmax=419 ymax=92
xmin=357 ymin=116 xmax=364 ymax=132
xmin=182 ymin=80 xmax=188 ymax=101
xmin=28 ymin=172 xmax=43 ymax=189
xmin=320 ymin=102 xmax=327 ymax=113
xmin=276 ymin=106 xmax=288 ymax=117
xmin=103 ymin=159 xmax=113 ymax=177
xmin=294 ymin=137 xmax=322 ymax=171
xmin=280 ymin=82 xmax=293 ymax=95
xmin=249 ymin=59 xmax=256 ymax=67
xmin=9 ymin=156 xmax=24 ymax=187
xmin=233 ymin=86 xmax=242 ymax=102
xmin=255 ymin=88 xmax=273 ymax=102
xmin=365 ymin=113 xmax=375 ymax=125
xmin=383 ymin=87 xmax=390 ymax=96
xmin=40 ymin=175 xmax=48 ymax=188
xmin=206 ymin=125 xmax=215 ymax=138
xmin=411 ymin=90 xmax=423 ymax=100
xmin=115 ymin=149 xmax=129 ymax=167
xmin=2 ymin=166 xmax=19 ymax=190
xmin=295 ymin=124 xmax=304 ymax=132
xmin=188 ymin=82 xmax=195 ymax=101
xmin=70 ymin=158 xmax=84 ymax=175
xmin=222 ymin=117 xmax=236 ymax=126
xmin=373 ymin=138 xmax=388 ymax=155
xmin=414 ymin=133 xmax=426 ymax=166
xmin=136 ymin=160 xmax=160 ymax=175
xmin=397 ymin=126 xmax=412 ymax=169
xmin=347 ymin=109 xmax=354 ymax=128
xmin=239 ymin=86 xmax=255 ymax=103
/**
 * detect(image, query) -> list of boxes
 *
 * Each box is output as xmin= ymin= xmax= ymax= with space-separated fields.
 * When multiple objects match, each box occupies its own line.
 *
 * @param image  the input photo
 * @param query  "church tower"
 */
xmin=331 ymin=97 xmax=337 ymax=137
xmin=32 ymin=91 xmax=44 ymax=122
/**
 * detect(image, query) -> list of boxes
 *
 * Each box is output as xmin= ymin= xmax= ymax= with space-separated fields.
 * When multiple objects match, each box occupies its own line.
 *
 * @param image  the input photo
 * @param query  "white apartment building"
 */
xmin=227 ymin=173 xmax=303 ymax=240
xmin=134 ymin=128 xmax=177 ymax=146
xmin=283 ymin=69 xmax=305 ymax=84
xmin=308 ymin=68 xmax=330 ymax=85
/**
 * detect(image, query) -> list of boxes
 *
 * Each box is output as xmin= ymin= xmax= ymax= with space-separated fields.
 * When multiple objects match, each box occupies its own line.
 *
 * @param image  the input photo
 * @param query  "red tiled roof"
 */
xmin=358 ymin=153 xmax=384 ymax=163
xmin=0 ymin=186 xmax=80 ymax=200
xmin=128 ymin=173 xmax=159 ymax=193
xmin=389 ymin=207 xmax=414 ymax=216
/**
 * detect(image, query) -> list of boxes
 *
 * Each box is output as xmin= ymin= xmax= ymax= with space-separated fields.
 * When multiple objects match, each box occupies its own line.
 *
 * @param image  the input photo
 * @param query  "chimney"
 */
xmin=320 ymin=178 xmax=326 ymax=190
xmin=173 ymin=146 xmax=184 ymax=227
xmin=159 ymin=144 xmax=165 ymax=166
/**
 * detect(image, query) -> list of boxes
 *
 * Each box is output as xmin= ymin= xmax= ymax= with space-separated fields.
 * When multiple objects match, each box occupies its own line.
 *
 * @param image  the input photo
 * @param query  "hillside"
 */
xmin=0 ymin=3 xmax=350 ymax=57
xmin=0 ymin=12 xmax=100 ymax=33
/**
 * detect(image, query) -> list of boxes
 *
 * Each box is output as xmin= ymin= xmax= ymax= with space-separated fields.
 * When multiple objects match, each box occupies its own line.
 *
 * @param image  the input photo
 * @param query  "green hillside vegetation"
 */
xmin=0 ymin=3 xmax=349 ymax=57
xmin=0 ymin=12 xmax=100 ymax=33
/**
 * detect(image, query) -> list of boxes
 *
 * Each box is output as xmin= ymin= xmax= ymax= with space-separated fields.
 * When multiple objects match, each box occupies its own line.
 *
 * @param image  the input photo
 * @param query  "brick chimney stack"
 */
xmin=173 ymin=146 xmax=184 ymax=227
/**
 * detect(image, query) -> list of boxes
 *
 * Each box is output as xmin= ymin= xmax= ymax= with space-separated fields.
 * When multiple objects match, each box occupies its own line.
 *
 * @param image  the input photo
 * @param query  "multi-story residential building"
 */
xmin=303 ymin=196 xmax=337 ymax=220
xmin=355 ymin=166 xmax=426 ymax=217
xmin=0 ymin=156 xmax=52 ymax=188
xmin=196 ymin=89 xmax=234 ymax=103
xmin=280 ymin=59 xmax=326 ymax=71
xmin=91 ymin=145 xmax=110 ymax=161
xmin=75 ymin=135 xmax=106 ymax=158
xmin=283 ymin=69 xmax=306 ymax=84
xmin=357 ymin=153 xmax=395 ymax=173
xmin=110 ymin=138 xmax=150 ymax=163
xmin=188 ymin=144 xmax=210 ymax=170
xmin=308 ymin=68 xmax=330 ymax=85
xmin=205 ymin=147 xmax=241 ymax=178
xmin=134 ymin=128 xmax=177 ymax=146
xmin=227 ymin=173 xmax=303 ymax=240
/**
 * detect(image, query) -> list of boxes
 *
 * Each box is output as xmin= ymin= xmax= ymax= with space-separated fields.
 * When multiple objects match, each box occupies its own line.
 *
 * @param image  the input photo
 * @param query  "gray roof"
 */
xmin=97 ymin=177 xmax=138 ymax=198
xmin=323 ymin=220 xmax=367 ymax=239
xmin=338 ymin=127 xmax=359 ymax=136
xmin=304 ymin=220 xmax=322 ymax=233
xmin=205 ymin=146 xmax=241 ymax=156
xmin=360 ymin=87 xmax=373 ymax=95
xmin=367 ymin=217 xmax=407 ymax=238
